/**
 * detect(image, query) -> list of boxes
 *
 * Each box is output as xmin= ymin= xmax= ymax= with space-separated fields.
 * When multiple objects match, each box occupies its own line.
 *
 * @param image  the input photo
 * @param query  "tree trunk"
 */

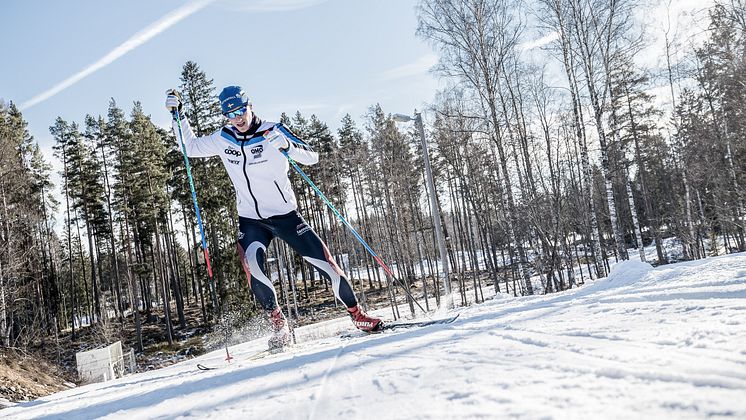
xmin=166 ymin=201 xmax=186 ymax=328
xmin=0 ymin=187 xmax=10 ymax=346
xmin=99 ymin=137 xmax=123 ymax=321
xmin=121 ymin=217 xmax=143 ymax=352
xmin=626 ymin=176 xmax=646 ymax=262
xmin=185 ymin=210 xmax=207 ymax=324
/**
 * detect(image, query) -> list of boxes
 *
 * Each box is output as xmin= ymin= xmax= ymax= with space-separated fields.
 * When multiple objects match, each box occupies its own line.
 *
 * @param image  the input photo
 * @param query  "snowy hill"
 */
xmin=5 ymin=253 xmax=746 ymax=419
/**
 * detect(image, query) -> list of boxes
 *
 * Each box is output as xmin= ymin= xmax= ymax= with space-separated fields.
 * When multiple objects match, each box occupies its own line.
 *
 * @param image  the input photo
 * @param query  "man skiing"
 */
xmin=166 ymin=86 xmax=382 ymax=349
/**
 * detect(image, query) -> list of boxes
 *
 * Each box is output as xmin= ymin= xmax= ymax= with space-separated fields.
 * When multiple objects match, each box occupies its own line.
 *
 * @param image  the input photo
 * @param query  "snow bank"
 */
xmin=560 ymin=259 xmax=654 ymax=303
xmin=604 ymin=259 xmax=654 ymax=287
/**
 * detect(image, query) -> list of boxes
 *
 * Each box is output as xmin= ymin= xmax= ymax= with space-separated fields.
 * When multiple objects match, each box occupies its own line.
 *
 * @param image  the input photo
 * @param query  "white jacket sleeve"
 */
xmin=275 ymin=124 xmax=319 ymax=165
xmin=172 ymin=117 xmax=222 ymax=158
xmin=285 ymin=139 xmax=319 ymax=165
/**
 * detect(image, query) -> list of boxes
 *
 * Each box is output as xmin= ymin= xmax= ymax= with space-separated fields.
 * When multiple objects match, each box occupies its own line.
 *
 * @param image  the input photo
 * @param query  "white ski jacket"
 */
xmin=173 ymin=116 xmax=318 ymax=220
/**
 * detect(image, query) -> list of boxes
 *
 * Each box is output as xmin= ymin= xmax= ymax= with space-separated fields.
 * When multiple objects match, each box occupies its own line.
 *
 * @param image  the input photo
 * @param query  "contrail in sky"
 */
xmin=19 ymin=0 xmax=215 ymax=111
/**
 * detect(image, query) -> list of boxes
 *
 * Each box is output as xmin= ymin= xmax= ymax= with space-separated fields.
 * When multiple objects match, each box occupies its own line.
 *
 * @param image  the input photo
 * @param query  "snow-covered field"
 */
xmin=5 ymin=253 xmax=746 ymax=419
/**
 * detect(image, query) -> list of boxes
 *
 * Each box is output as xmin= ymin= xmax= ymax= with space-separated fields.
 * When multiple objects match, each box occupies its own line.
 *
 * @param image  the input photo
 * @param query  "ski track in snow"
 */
xmin=4 ymin=253 xmax=746 ymax=419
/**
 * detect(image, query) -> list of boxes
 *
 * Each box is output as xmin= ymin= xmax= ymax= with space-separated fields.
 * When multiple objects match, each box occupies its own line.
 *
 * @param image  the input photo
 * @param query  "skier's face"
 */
xmin=228 ymin=105 xmax=252 ymax=132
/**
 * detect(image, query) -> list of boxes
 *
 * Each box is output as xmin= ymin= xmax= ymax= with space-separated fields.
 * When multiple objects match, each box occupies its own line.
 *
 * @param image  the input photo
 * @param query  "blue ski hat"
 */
xmin=219 ymin=86 xmax=249 ymax=114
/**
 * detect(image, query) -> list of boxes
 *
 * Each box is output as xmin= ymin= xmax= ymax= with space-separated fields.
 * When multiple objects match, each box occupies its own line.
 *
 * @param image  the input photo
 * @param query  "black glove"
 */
xmin=165 ymin=89 xmax=183 ymax=118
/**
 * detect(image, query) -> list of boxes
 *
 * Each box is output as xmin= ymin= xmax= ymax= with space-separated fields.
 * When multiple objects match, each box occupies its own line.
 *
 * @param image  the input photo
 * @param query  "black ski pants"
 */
xmin=237 ymin=210 xmax=358 ymax=311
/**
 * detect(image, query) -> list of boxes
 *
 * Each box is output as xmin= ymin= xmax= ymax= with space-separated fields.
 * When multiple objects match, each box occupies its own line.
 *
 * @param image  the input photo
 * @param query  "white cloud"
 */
xmin=519 ymin=31 xmax=560 ymax=51
xmin=19 ymin=0 xmax=215 ymax=111
xmin=381 ymin=54 xmax=439 ymax=81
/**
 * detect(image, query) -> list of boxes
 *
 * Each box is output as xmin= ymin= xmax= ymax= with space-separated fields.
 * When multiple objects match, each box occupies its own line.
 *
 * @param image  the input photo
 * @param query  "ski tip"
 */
xmin=196 ymin=364 xmax=215 ymax=371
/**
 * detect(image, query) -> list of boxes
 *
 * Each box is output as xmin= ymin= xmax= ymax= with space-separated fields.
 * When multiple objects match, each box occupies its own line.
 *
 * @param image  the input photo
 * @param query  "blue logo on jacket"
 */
xmin=251 ymin=145 xmax=263 ymax=159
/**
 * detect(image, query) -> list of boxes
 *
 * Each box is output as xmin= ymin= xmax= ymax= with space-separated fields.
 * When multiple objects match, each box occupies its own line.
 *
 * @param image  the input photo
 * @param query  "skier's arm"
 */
xmin=166 ymin=88 xmax=221 ymax=157
xmin=172 ymin=116 xmax=222 ymax=158
xmin=268 ymin=124 xmax=319 ymax=165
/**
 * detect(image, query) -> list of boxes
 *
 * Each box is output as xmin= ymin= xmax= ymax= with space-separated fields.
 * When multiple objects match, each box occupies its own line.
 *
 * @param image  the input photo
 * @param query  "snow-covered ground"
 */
xmin=5 ymin=253 xmax=746 ymax=419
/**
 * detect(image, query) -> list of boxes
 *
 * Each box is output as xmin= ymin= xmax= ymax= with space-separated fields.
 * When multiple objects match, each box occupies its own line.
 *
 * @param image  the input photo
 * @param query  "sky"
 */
xmin=0 ymin=0 xmax=716 ymax=235
xmin=3 ymin=244 xmax=745 ymax=418
xmin=1 ymin=0 xmax=442 ymax=157
xmin=0 ymin=0 xmax=712 ymax=150
xmin=1 ymin=0 xmax=716 ymax=156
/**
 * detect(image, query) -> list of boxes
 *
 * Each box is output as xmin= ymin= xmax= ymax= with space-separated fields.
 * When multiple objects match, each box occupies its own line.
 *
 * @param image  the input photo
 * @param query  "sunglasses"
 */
xmin=224 ymin=106 xmax=248 ymax=119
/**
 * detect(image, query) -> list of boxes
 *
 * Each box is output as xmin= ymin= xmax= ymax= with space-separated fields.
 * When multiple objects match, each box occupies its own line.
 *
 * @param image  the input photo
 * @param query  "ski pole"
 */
xmin=173 ymin=109 xmax=231 ymax=362
xmin=277 ymin=145 xmax=430 ymax=316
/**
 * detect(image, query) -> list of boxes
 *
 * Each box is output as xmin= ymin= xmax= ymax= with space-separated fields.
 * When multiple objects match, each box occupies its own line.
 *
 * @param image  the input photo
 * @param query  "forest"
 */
xmin=0 ymin=0 xmax=743 ymax=363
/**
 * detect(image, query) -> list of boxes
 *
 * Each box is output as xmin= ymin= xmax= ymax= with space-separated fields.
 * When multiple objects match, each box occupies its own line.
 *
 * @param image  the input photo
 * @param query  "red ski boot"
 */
xmin=347 ymin=305 xmax=382 ymax=332
xmin=267 ymin=307 xmax=291 ymax=350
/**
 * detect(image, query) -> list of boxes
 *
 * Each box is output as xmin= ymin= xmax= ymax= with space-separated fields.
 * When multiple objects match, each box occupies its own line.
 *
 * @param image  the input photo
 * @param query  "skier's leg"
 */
xmin=237 ymin=216 xmax=290 ymax=347
xmin=273 ymin=212 xmax=357 ymax=306
xmin=272 ymin=211 xmax=381 ymax=331
xmin=236 ymin=217 xmax=277 ymax=310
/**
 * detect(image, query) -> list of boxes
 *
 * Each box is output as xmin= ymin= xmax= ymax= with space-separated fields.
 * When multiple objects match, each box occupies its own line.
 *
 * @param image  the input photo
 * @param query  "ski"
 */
xmin=341 ymin=314 xmax=460 ymax=339
xmin=383 ymin=313 xmax=460 ymax=331
xmin=196 ymin=347 xmax=287 ymax=370
xmin=247 ymin=346 xmax=286 ymax=361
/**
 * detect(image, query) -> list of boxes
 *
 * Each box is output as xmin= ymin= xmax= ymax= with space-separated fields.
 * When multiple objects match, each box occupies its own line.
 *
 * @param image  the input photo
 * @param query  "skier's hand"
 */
xmin=265 ymin=129 xmax=290 ymax=151
xmin=165 ymin=89 xmax=183 ymax=118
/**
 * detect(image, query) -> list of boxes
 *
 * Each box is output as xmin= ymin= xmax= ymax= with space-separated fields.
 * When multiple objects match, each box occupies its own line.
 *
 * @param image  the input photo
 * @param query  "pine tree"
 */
xmin=106 ymin=99 xmax=144 ymax=349
xmin=0 ymin=102 xmax=49 ymax=345
xmin=130 ymin=101 xmax=174 ymax=344
xmin=28 ymin=142 xmax=61 ymax=332
xmin=65 ymin=120 xmax=108 ymax=322
xmin=50 ymin=117 xmax=82 ymax=339
xmin=86 ymin=114 xmax=125 ymax=320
